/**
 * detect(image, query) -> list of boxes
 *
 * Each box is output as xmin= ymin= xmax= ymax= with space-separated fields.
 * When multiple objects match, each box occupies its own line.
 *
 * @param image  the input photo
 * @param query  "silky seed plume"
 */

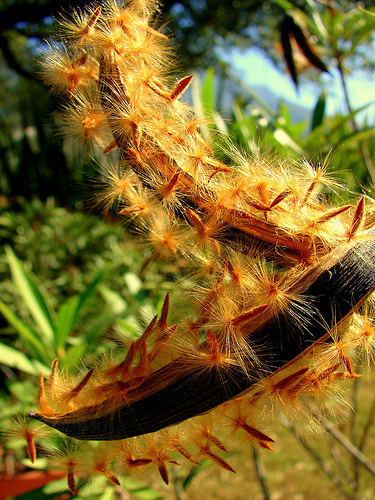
xmin=12 ymin=0 xmax=375 ymax=492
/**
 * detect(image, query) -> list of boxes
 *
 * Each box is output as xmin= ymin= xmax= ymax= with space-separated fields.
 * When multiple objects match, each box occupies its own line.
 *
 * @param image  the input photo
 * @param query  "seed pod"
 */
xmin=30 ymin=237 xmax=375 ymax=440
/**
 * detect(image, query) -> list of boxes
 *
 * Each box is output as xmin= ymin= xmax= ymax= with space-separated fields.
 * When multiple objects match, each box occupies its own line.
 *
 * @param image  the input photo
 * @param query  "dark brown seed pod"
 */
xmin=29 ymin=237 xmax=375 ymax=440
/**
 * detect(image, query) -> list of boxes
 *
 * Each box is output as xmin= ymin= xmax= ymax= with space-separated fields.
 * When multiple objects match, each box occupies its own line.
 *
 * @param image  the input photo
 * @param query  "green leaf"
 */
xmin=21 ymin=458 xmax=49 ymax=470
xmin=62 ymin=307 xmax=114 ymax=368
xmin=55 ymin=295 xmax=80 ymax=351
xmin=129 ymin=486 xmax=167 ymax=500
xmin=0 ymin=299 xmax=52 ymax=365
xmin=358 ymin=6 xmax=375 ymax=21
xmin=232 ymin=99 xmax=258 ymax=154
xmin=75 ymin=270 xmax=105 ymax=321
xmin=235 ymin=79 xmax=275 ymax=118
xmin=5 ymin=246 xmax=55 ymax=347
xmin=12 ymin=484 xmax=66 ymax=500
xmin=273 ymin=128 xmax=304 ymax=155
xmin=325 ymin=102 xmax=375 ymax=138
xmin=274 ymin=0 xmax=324 ymax=36
xmin=201 ymin=66 xmax=216 ymax=115
xmin=0 ymin=342 xmax=39 ymax=375
xmin=182 ymin=458 xmax=212 ymax=489
xmin=55 ymin=271 xmax=104 ymax=352
xmin=123 ymin=272 xmax=143 ymax=296
xmin=99 ymin=488 xmax=115 ymax=500
xmin=279 ymin=102 xmax=292 ymax=128
xmin=63 ymin=343 xmax=88 ymax=369
xmin=311 ymin=91 xmax=326 ymax=131
xmin=99 ymin=285 xmax=128 ymax=314
xmin=338 ymin=128 xmax=375 ymax=148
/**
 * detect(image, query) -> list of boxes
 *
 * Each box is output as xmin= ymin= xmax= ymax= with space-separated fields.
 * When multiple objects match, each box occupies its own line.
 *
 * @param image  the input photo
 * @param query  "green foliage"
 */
xmin=275 ymin=0 xmax=375 ymax=65
xmin=0 ymin=199 xmax=189 ymax=499
xmin=192 ymin=63 xmax=374 ymax=196
xmin=0 ymin=199 xmax=176 ymax=382
xmin=311 ymin=90 xmax=326 ymax=131
xmin=0 ymin=245 xmax=107 ymax=373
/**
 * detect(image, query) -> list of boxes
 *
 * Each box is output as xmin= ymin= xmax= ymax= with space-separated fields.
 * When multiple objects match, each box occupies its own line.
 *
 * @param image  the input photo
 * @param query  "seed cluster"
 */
xmin=14 ymin=0 xmax=375 ymax=492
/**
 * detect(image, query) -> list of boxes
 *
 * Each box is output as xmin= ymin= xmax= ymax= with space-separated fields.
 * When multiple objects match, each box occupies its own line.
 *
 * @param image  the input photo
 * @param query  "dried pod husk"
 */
xmin=30 ymin=237 xmax=375 ymax=440
xmin=27 ymin=0 xmax=375 ymax=488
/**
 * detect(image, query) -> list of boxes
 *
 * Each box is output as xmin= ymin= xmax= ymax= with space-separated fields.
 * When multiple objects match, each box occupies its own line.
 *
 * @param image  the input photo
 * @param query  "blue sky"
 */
xmin=231 ymin=48 xmax=375 ymax=124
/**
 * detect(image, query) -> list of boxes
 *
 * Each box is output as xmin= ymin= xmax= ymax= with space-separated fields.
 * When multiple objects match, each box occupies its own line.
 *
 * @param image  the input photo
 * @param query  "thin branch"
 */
xmin=358 ymin=390 xmax=375 ymax=452
xmin=252 ymin=447 xmax=271 ymax=500
xmin=350 ymin=376 xmax=361 ymax=495
xmin=312 ymin=410 xmax=375 ymax=478
xmin=337 ymin=57 xmax=375 ymax=184
xmin=327 ymin=435 xmax=355 ymax=490
xmin=285 ymin=422 xmax=353 ymax=500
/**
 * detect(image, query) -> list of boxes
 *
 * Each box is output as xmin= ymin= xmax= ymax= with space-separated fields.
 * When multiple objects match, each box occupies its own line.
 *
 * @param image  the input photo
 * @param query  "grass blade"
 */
xmin=0 ymin=342 xmax=40 ymax=376
xmin=5 ymin=246 xmax=55 ymax=347
xmin=311 ymin=90 xmax=326 ymax=131
xmin=55 ymin=271 xmax=105 ymax=352
xmin=75 ymin=270 xmax=106 ymax=320
xmin=201 ymin=66 xmax=216 ymax=116
xmin=55 ymin=295 xmax=80 ymax=352
xmin=0 ymin=299 xmax=52 ymax=365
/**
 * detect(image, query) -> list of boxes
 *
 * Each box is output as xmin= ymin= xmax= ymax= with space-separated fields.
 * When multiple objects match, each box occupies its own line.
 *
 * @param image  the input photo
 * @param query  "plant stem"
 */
xmin=252 ymin=447 xmax=271 ymax=500
xmin=312 ymin=411 xmax=375 ymax=478
xmin=336 ymin=57 xmax=375 ymax=184
xmin=358 ymin=391 xmax=375 ymax=452
xmin=327 ymin=435 xmax=355 ymax=490
xmin=286 ymin=423 xmax=352 ymax=500
xmin=350 ymin=376 xmax=361 ymax=497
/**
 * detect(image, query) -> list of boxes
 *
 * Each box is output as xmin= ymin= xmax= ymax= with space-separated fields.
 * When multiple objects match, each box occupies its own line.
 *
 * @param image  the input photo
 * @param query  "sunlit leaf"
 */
xmin=311 ymin=91 xmax=326 ymax=131
xmin=0 ymin=342 xmax=40 ymax=375
xmin=5 ymin=246 xmax=55 ymax=346
xmin=201 ymin=66 xmax=216 ymax=115
xmin=55 ymin=295 xmax=80 ymax=351
xmin=0 ymin=299 xmax=52 ymax=365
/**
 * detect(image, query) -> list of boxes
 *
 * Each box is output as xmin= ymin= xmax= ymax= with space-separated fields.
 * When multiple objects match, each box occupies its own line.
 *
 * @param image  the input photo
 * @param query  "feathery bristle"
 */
xmin=12 ymin=0 xmax=375 ymax=492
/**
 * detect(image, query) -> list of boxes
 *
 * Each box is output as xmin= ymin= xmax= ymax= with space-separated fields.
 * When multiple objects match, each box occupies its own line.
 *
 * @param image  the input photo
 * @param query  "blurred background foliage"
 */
xmin=1 ymin=0 xmax=375 ymax=499
xmin=1 ymin=0 xmax=375 ymax=204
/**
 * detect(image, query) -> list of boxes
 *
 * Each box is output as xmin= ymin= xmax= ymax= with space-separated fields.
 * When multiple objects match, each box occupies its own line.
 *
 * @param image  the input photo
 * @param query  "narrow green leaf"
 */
xmin=343 ymin=10 xmax=367 ymax=40
xmin=123 ymin=272 xmax=143 ymax=296
xmin=54 ymin=271 xmax=104 ymax=351
xmin=279 ymin=102 xmax=292 ymax=128
xmin=55 ymin=295 xmax=80 ymax=351
xmin=232 ymin=99 xmax=258 ymax=154
xmin=63 ymin=308 xmax=115 ymax=368
xmin=358 ymin=6 xmax=375 ymax=21
xmin=213 ymin=110 xmax=228 ymax=134
xmin=191 ymin=72 xmax=212 ymax=144
xmin=129 ymin=486 xmax=167 ymax=500
xmin=311 ymin=91 xmax=326 ymax=131
xmin=327 ymin=102 xmax=375 ymax=137
xmin=99 ymin=285 xmax=128 ymax=314
xmin=63 ymin=343 xmax=87 ymax=369
xmin=201 ymin=67 xmax=216 ymax=115
xmin=11 ymin=484 xmax=62 ymax=500
xmin=274 ymin=0 xmax=323 ymax=36
xmin=233 ymin=78 xmax=275 ymax=118
xmin=306 ymin=0 xmax=329 ymax=40
xmin=338 ymin=128 xmax=375 ymax=148
xmin=0 ymin=299 xmax=52 ymax=365
xmin=182 ymin=459 xmax=212 ymax=489
xmin=5 ymin=246 xmax=55 ymax=346
xmin=0 ymin=342 xmax=39 ymax=375
xmin=273 ymin=128 xmax=304 ymax=154
xmin=75 ymin=270 xmax=105 ymax=321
